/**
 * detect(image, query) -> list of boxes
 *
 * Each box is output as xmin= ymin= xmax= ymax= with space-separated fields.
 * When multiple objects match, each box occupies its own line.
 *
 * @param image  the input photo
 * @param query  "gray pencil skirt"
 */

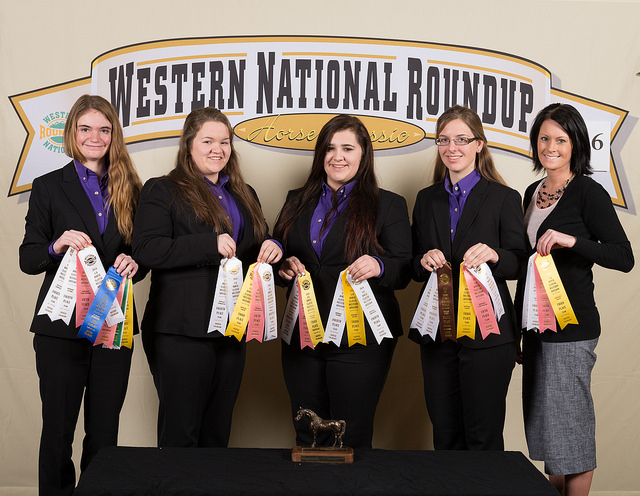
xmin=522 ymin=333 xmax=598 ymax=475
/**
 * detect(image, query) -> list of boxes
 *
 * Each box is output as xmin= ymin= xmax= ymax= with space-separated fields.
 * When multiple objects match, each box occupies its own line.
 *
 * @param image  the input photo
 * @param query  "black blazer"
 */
xmin=19 ymin=161 xmax=139 ymax=339
xmin=279 ymin=188 xmax=412 ymax=344
xmin=410 ymin=177 xmax=527 ymax=348
xmin=132 ymin=177 xmax=265 ymax=338
xmin=515 ymin=175 xmax=634 ymax=342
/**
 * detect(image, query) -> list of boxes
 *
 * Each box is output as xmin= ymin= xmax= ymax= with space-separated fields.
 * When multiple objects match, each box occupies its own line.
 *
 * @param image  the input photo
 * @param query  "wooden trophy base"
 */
xmin=291 ymin=445 xmax=354 ymax=463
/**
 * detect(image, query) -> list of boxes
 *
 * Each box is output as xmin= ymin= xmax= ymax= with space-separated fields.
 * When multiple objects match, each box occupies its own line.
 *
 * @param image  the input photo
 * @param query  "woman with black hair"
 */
xmin=274 ymin=114 xmax=411 ymax=449
xmin=519 ymin=103 xmax=633 ymax=496
xmin=133 ymin=107 xmax=282 ymax=448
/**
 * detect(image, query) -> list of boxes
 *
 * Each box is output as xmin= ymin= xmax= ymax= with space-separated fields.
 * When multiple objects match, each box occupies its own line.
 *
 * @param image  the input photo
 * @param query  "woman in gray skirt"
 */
xmin=518 ymin=103 xmax=634 ymax=495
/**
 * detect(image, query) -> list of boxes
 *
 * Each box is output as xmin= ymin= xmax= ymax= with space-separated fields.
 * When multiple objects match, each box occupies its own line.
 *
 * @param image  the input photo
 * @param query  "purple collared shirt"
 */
xmin=310 ymin=182 xmax=355 ymax=257
xmin=309 ymin=181 xmax=384 ymax=276
xmin=48 ymin=161 xmax=110 ymax=260
xmin=75 ymin=160 xmax=110 ymax=234
xmin=203 ymin=173 xmax=244 ymax=242
xmin=444 ymin=168 xmax=481 ymax=241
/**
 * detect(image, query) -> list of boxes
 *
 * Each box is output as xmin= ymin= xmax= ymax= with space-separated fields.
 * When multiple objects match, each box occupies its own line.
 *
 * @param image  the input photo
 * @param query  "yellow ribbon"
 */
xmin=226 ymin=262 xmax=257 ymax=341
xmin=343 ymin=270 xmax=366 ymax=346
xmin=298 ymin=272 xmax=325 ymax=346
xmin=534 ymin=254 xmax=578 ymax=329
xmin=120 ymin=279 xmax=134 ymax=349
xmin=456 ymin=265 xmax=476 ymax=339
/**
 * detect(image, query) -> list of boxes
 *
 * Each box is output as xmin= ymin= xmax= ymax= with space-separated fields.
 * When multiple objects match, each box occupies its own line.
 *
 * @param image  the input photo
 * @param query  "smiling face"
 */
xmin=75 ymin=109 xmax=112 ymax=170
xmin=190 ymin=120 xmax=231 ymax=183
xmin=437 ymin=118 xmax=484 ymax=184
xmin=537 ymin=119 xmax=573 ymax=175
xmin=323 ymin=129 xmax=363 ymax=191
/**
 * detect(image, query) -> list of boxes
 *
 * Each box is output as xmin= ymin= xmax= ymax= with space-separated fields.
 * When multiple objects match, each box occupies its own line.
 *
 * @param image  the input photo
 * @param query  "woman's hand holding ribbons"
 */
xmin=279 ymin=256 xmax=306 ymax=281
xmin=421 ymin=249 xmax=447 ymax=272
xmin=463 ymin=243 xmax=499 ymax=269
xmin=53 ymin=230 xmax=92 ymax=254
xmin=257 ymin=240 xmax=283 ymax=264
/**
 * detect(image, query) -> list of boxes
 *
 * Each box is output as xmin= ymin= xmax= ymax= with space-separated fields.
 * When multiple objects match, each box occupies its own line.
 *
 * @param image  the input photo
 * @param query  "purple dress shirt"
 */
xmin=48 ymin=161 xmax=111 ymax=260
xmin=309 ymin=181 xmax=384 ymax=275
xmin=444 ymin=169 xmax=481 ymax=241
xmin=203 ymin=173 xmax=245 ymax=243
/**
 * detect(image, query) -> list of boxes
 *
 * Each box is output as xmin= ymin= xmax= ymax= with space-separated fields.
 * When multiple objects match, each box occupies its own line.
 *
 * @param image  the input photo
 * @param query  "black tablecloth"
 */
xmin=75 ymin=447 xmax=557 ymax=495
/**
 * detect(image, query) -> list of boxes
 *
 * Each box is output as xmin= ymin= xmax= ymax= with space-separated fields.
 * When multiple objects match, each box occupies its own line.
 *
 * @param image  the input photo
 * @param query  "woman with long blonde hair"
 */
xmin=19 ymin=94 xmax=142 ymax=495
xmin=410 ymin=105 xmax=527 ymax=450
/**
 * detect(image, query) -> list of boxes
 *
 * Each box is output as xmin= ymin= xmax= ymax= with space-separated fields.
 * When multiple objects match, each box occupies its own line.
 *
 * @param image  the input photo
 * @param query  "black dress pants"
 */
xmin=282 ymin=337 xmax=396 ymax=449
xmin=34 ymin=334 xmax=132 ymax=496
xmin=143 ymin=332 xmax=246 ymax=447
xmin=420 ymin=340 xmax=515 ymax=450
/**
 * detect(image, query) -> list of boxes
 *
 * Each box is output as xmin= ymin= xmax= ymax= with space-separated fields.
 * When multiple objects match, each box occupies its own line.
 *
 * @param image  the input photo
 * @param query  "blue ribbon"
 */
xmin=78 ymin=266 xmax=124 ymax=344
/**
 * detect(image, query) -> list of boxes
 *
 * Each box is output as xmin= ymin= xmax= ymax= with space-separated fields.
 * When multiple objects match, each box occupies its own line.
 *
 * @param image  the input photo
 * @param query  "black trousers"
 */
xmin=282 ymin=337 xmax=396 ymax=449
xmin=33 ymin=334 xmax=132 ymax=496
xmin=420 ymin=340 xmax=516 ymax=450
xmin=143 ymin=332 xmax=246 ymax=447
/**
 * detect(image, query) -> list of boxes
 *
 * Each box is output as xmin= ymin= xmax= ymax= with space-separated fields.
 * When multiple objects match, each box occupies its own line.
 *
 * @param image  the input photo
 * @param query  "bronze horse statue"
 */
xmin=294 ymin=407 xmax=346 ymax=448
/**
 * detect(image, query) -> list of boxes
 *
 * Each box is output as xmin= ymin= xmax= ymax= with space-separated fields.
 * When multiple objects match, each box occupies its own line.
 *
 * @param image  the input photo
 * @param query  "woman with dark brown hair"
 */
xmin=132 ymin=107 xmax=282 ymax=447
xmin=274 ymin=114 xmax=411 ymax=449
xmin=519 ymin=103 xmax=633 ymax=495
xmin=410 ymin=105 xmax=527 ymax=451
xmin=20 ymin=94 xmax=142 ymax=495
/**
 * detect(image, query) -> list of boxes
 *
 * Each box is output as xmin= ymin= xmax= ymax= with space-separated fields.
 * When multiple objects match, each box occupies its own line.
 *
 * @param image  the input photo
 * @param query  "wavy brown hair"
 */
xmin=432 ymin=105 xmax=505 ymax=185
xmin=168 ymin=107 xmax=266 ymax=240
xmin=64 ymin=94 xmax=142 ymax=244
xmin=274 ymin=114 xmax=383 ymax=261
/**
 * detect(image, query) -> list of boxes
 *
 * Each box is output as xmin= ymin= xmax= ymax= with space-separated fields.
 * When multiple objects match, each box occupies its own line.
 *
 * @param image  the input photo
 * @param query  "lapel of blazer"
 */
xmin=451 ymin=178 xmax=489 ymax=257
xmin=231 ymin=191 xmax=255 ymax=249
xmin=321 ymin=211 xmax=348 ymax=260
xmin=432 ymin=184 xmax=453 ymax=262
xmin=297 ymin=203 xmax=320 ymax=261
xmin=60 ymin=162 xmax=105 ymax=252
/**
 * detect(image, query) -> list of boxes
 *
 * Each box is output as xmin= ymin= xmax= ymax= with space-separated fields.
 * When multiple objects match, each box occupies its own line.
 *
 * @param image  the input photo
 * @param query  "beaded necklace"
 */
xmin=536 ymin=177 xmax=571 ymax=209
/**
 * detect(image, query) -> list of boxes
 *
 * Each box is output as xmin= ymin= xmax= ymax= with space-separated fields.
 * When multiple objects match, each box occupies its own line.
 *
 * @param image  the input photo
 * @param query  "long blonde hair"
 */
xmin=432 ymin=105 xmax=505 ymax=185
xmin=64 ymin=95 xmax=142 ymax=244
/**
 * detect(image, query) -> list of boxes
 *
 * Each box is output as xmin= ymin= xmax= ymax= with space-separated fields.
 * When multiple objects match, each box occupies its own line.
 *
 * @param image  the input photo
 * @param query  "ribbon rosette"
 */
xmin=410 ymin=264 xmax=455 ymax=341
xmin=457 ymin=262 xmax=505 ymax=340
xmin=38 ymin=245 xmax=133 ymax=348
xmin=522 ymin=253 xmax=578 ymax=332
xmin=280 ymin=272 xmax=325 ymax=349
xmin=324 ymin=268 xmax=393 ymax=347
xmin=224 ymin=261 xmax=278 ymax=342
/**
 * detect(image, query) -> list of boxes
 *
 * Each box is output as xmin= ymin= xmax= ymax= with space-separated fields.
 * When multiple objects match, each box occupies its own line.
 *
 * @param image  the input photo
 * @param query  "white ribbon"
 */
xmin=409 ymin=274 xmax=439 ymax=339
xmin=324 ymin=269 xmax=393 ymax=345
xmin=208 ymin=257 xmax=243 ymax=333
xmin=38 ymin=246 xmax=78 ymax=325
xmin=280 ymin=279 xmax=299 ymax=345
xmin=522 ymin=253 xmax=540 ymax=331
xmin=257 ymin=263 xmax=278 ymax=341
xmin=465 ymin=263 xmax=505 ymax=321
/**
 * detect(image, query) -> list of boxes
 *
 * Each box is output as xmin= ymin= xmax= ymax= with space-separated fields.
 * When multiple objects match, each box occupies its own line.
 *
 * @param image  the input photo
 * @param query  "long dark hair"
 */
xmin=529 ymin=103 xmax=592 ymax=176
xmin=432 ymin=105 xmax=505 ymax=185
xmin=168 ymin=107 xmax=266 ymax=240
xmin=274 ymin=114 xmax=383 ymax=261
xmin=64 ymin=95 xmax=142 ymax=244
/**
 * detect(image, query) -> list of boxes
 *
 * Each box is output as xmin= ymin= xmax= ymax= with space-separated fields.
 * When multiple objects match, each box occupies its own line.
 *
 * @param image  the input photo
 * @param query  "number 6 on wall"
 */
xmin=586 ymin=121 xmax=611 ymax=172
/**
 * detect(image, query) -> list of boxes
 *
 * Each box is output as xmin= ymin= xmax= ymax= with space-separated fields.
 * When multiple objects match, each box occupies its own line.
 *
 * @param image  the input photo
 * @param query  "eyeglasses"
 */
xmin=435 ymin=137 xmax=478 ymax=146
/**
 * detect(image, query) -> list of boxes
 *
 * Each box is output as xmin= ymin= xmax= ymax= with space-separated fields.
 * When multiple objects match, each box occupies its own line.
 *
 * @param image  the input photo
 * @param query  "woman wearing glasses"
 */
xmin=410 ymin=105 xmax=527 ymax=450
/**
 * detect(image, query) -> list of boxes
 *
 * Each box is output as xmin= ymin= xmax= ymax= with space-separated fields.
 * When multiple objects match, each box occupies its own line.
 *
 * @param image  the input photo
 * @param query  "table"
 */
xmin=75 ymin=446 xmax=557 ymax=495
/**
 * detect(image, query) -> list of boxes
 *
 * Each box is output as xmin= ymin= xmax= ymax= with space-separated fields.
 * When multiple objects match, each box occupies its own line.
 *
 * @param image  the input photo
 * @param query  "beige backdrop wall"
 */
xmin=1 ymin=1 xmax=638 ymax=494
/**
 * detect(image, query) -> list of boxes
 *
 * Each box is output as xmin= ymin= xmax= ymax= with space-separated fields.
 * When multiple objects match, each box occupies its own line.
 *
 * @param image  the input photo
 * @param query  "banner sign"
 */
xmin=9 ymin=36 xmax=629 ymax=207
